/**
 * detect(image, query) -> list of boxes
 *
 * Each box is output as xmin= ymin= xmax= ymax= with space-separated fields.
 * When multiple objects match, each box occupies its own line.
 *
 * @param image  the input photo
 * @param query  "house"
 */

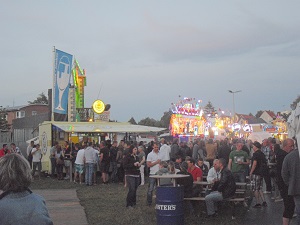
xmin=259 ymin=110 xmax=277 ymax=124
xmin=2 ymin=104 xmax=50 ymax=155
xmin=6 ymin=104 xmax=49 ymax=130
xmin=234 ymin=113 xmax=266 ymax=132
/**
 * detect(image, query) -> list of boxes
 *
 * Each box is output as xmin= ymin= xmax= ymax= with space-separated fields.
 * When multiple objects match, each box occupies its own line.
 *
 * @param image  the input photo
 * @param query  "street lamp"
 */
xmin=228 ymin=90 xmax=241 ymax=116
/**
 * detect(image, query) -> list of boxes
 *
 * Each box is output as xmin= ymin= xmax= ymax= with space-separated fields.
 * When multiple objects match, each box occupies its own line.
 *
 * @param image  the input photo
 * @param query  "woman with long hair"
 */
xmin=123 ymin=145 xmax=141 ymax=208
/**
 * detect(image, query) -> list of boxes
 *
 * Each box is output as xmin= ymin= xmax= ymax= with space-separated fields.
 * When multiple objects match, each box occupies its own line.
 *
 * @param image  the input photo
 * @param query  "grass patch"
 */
xmin=30 ymin=176 xmax=249 ymax=225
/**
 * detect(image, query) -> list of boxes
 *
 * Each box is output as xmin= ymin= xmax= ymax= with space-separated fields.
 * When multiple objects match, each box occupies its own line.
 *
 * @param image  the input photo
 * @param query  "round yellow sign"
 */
xmin=92 ymin=100 xmax=105 ymax=114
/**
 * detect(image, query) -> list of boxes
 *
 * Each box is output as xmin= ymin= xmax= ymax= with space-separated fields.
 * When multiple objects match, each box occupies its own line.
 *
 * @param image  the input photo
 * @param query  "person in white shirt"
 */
xmin=159 ymin=138 xmax=171 ymax=162
xmin=207 ymin=159 xmax=220 ymax=184
xmin=146 ymin=142 xmax=161 ymax=205
xmin=93 ymin=148 xmax=99 ymax=185
xmin=84 ymin=142 xmax=96 ymax=186
xmin=74 ymin=148 xmax=85 ymax=184
xmin=31 ymin=144 xmax=42 ymax=179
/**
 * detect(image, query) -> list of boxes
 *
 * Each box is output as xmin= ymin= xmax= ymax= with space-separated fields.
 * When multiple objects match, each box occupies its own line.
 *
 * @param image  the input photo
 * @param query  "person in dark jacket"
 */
xmin=276 ymin=138 xmax=295 ymax=225
xmin=205 ymin=158 xmax=236 ymax=217
xmin=217 ymin=139 xmax=231 ymax=164
xmin=170 ymin=138 xmax=180 ymax=162
xmin=176 ymin=161 xmax=194 ymax=197
xmin=123 ymin=145 xmax=141 ymax=208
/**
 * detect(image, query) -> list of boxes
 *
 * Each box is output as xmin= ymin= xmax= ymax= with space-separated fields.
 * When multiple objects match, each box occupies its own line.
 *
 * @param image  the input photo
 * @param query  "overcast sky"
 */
xmin=1 ymin=1 xmax=300 ymax=122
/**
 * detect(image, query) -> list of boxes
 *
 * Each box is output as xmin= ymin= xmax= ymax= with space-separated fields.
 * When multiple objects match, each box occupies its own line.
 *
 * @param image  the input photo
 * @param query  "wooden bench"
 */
xmin=184 ymin=182 xmax=249 ymax=219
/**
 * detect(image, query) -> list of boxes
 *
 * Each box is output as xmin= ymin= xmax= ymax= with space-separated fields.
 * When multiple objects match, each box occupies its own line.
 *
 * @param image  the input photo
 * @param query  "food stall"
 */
xmin=38 ymin=121 xmax=165 ymax=174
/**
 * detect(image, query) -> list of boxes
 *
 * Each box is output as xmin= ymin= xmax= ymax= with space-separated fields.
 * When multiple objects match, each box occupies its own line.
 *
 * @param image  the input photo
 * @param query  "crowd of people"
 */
xmin=0 ymin=136 xmax=299 ymax=224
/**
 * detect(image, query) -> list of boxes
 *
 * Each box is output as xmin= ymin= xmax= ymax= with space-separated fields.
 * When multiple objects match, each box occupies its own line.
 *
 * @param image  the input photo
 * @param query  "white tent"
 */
xmin=247 ymin=131 xmax=272 ymax=143
xmin=287 ymin=101 xmax=300 ymax=158
xmin=26 ymin=136 xmax=39 ymax=144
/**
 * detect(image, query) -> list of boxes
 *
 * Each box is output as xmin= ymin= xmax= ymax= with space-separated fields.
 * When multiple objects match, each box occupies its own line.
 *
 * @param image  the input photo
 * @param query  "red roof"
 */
xmin=265 ymin=110 xmax=276 ymax=118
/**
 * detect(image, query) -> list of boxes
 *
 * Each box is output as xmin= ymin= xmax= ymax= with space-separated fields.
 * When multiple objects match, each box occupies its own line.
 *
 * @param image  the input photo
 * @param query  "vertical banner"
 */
xmin=53 ymin=49 xmax=73 ymax=115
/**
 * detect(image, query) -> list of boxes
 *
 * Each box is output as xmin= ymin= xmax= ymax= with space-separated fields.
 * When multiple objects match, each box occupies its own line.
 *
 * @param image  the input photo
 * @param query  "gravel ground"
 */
xmin=30 ymin=175 xmax=249 ymax=225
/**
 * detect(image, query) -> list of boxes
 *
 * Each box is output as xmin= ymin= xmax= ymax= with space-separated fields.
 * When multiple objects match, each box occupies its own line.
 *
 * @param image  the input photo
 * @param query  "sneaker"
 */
xmin=262 ymin=202 xmax=267 ymax=207
xmin=253 ymin=204 xmax=261 ymax=208
xmin=263 ymin=191 xmax=271 ymax=194
xmin=275 ymin=198 xmax=283 ymax=202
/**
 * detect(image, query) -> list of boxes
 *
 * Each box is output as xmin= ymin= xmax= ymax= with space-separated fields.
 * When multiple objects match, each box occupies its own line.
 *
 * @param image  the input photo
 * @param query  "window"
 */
xmin=32 ymin=111 xmax=37 ymax=116
xmin=16 ymin=111 xmax=25 ymax=118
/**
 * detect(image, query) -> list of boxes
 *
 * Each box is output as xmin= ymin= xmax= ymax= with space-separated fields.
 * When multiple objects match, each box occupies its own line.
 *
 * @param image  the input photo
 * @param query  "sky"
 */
xmin=1 ymin=1 xmax=300 ymax=122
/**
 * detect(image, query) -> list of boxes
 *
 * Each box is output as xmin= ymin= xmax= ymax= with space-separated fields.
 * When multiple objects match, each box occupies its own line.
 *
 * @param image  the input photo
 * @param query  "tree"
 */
xmin=160 ymin=111 xmax=172 ymax=128
xmin=255 ymin=110 xmax=263 ymax=118
xmin=128 ymin=117 xmax=137 ymax=125
xmin=291 ymin=95 xmax=300 ymax=109
xmin=138 ymin=117 xmax=158 ymax=127
xmin=203 ymin=101 xmax=215 ymax=115
xmin=280 ymin=112 xmax=291 ymax=121
xmin=0 ymin=107 xmax=10 ymax=131
xmin=28 ymin=92 xmax=48 ymax=104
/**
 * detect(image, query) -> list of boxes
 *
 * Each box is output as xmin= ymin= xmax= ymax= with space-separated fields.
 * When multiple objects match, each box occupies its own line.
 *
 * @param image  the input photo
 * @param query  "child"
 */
xmin=155 ymin=161 xmax=172 ymax=186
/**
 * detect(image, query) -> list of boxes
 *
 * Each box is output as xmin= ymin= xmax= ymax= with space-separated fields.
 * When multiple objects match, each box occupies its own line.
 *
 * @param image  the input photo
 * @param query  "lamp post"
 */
xmin=228 ymin=90 xmax=241 ymax=116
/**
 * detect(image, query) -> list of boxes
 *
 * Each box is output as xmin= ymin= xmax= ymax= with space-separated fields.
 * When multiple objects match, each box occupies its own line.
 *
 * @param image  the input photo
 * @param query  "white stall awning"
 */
xmin=52 ymin=121 xmax=166 ymax=133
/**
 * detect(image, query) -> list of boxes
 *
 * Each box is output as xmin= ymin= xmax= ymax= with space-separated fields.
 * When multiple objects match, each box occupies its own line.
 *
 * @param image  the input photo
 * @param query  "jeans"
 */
xmin=110 ymin=162 xmax=118 ymax=183
xmin=147 ymin=177 xmax=157 ymax=204
xmin=205 ymin=191 xmax=223 ymax=215
xmin=294 ymin=195 xmax=300 ymax=225
xmin=233 ymin=172 xmax=246 ymax=183
xmin=126 ymin=175 xmax=140 ymax=207
xmin=139 ymin=165 xmax=145 ymax=185
xmin=50 ymin=158 xmax=56 ymax=175
xmin=32 ymin=161 xmax=42 ymax=177
xmin=85 ymin=163 xmax=94 ymax=186
xmin=263 ymin=171 xmax=272 ymax=192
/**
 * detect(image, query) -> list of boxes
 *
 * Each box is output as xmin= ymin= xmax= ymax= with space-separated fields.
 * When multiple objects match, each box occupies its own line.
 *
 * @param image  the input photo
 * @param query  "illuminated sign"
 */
xmin=243 ymin=124 xmax=253 ymax=132
xmin=72 ymin=59 xmax=86 ymax=108
xmin=232 ymin=123 xmax=241 ymax=132
xmin=171 ymin=97 xmax=203 ymax=116
xmin=92 ymin=100 xmax=105 ymax=114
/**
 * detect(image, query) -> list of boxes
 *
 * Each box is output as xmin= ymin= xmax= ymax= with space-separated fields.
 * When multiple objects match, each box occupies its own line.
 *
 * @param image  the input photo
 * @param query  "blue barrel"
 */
xmin=156 ymin=186 xmax=184 ymax=225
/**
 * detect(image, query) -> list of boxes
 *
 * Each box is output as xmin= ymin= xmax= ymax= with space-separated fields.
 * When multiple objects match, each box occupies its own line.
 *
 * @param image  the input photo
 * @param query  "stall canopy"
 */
xmin=247 ymin=131 xmax=272 ymax=143
xmin=50 ymin=121 xmax=166 ymax=133
xmin=26 ymin=136 xmax=39 ymax=144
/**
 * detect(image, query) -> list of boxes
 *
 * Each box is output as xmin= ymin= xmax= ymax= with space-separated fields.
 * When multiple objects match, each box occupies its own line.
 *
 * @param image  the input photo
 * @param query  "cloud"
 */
xmin=140 ymin=9 xmax=300 ymax=63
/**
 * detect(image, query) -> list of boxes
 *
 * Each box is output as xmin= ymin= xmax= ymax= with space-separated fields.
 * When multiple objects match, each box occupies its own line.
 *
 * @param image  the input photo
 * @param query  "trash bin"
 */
xmin=155 ymin=186 xmax=184 ymax=225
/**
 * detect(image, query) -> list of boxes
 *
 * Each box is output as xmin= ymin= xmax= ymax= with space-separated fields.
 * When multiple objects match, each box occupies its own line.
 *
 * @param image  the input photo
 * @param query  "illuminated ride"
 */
xmin=169 ymin=98 xmax=206 ymax=138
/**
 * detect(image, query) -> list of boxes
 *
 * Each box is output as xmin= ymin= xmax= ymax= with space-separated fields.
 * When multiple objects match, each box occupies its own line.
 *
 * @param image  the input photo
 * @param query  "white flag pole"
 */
xmin=51 ymin=46 xmax=56 ymax=121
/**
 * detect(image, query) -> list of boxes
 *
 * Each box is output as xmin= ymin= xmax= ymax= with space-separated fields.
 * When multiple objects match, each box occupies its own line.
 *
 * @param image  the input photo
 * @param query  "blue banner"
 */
xmin=53 ymin=49 xmax=73 ymax=115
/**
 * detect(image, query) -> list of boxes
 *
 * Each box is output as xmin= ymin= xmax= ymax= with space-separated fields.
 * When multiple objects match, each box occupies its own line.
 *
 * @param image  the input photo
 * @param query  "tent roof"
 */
xmin=26 ymin=136 xmax=39 ymax=144
xmin=48 ymin=121 xmax=166 ymax=133
xmin=247 ymin=131 xmax=272 ymax=143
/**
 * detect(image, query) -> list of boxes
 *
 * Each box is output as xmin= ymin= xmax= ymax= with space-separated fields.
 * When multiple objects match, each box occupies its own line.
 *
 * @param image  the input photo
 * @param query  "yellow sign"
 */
xmin=92 ymin=100 xmax=105 ymax=114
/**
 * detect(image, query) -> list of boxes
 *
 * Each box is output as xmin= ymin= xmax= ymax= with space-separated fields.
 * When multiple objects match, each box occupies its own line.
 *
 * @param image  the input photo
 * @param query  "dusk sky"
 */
xmin=1 ymin=1 xmax=300 ymax=122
